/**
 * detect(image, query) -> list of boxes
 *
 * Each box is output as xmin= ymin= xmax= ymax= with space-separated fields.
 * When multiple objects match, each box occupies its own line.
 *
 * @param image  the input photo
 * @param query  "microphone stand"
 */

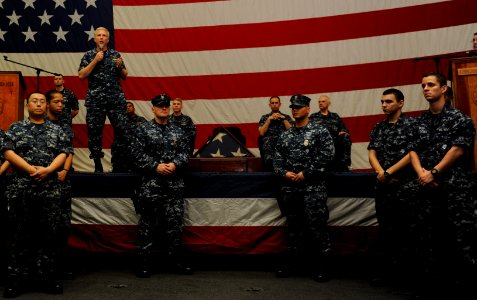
xmin=3 ymin=56 xmax=60 ymax=91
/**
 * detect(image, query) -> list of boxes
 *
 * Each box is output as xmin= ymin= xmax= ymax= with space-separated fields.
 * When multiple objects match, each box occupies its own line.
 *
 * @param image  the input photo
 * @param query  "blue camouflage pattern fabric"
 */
xmin=414 ymin=106 xmax=477 ymax=269
xmin=130 ymin=120 xmax=189 ymax=257
xmin=258 ymin=111 xmax=293 ymax=169
xmin=309 ymin=111 xmax=352 ymax=171
xmin=368 ymin=114 xmax=431 ymax=272
xmin=79 ymin=47 xmax=129 ymax=159
xmin=111 ymin=113 xmax=148 ymax=172
xmin=45 ymin=116 xmax=75 ymax=246
xmin=0 ymin=130 xmax=8 ymax=243
xmin=58 ymin=87 xmax=79 ymax=128
xmin=169 ymin=113 xmax=197 ymax=156
xmin=0 ymin=129 xmax=5 ymax=169
xmin=45 ymin=115 xmax=74 ymax=147
xmin=273 ymin=121 xmax=334 ymax=258
xmin=1 ymin=119 xmax=72 ymax=281
xmin=368 ymin=114 xmax=423 ymax=177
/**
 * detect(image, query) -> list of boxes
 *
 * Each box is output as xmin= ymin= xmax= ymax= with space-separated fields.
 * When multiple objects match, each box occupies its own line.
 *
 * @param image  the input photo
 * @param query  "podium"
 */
xmin=451 ymin=57 xmax=477 ymax=170
xmin=0 ymin=71 xmax=26 ymax=130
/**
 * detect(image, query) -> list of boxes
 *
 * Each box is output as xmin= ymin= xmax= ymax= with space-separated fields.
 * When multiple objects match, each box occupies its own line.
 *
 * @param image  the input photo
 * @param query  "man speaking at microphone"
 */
xmin=79 ymin=27 xmax=129 ymax=172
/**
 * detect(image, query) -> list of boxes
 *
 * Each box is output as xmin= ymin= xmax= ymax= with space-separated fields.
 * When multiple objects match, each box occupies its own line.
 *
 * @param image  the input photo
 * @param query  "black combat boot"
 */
xmin=37 ymin=279 xmax=63 ymax=295
xmin=311 ymin=255 xmax=331 ymax=283
xmin=3 ymin=281 xmax=22 ymax=298
xmin=135 ymin=256 xmax=152 ymax=278
xmin=169 ymin=250 xmax=194 ymax=275
xmin=275 ymin=250 xmax=294 ymax=278
xmin=172 ymin=261 xmax=194 ymax=275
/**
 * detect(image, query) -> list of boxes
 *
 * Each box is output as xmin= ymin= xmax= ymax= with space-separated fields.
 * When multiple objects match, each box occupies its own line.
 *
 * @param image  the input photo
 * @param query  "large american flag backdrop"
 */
xmin=1 ymin=0 xmax=476 ymax=172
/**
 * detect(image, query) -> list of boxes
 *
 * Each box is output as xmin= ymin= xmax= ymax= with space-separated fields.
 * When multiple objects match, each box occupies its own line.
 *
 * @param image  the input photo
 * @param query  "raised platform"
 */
xmin=66 ymin=171 xmax=477 ymax=255
xmin=68 ymin=172 xmax=379 ymax=255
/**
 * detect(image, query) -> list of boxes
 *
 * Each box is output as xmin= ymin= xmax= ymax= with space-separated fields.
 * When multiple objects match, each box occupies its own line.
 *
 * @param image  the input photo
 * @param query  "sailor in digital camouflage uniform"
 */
xmin=45 ymin=90 xmax=76 ymax=278
xmin=309 ymin=95 xmax=352 ymax=171
xmin=169 ymin=98 xmax=197 ymax=156
xmin=1 ymin=92 xmax=72 ymax=298
xmin=410 ymin=72 xmax=477 ymax=288
xmin=258 ymin=96 xmax=293 ymax=171
xmin=78 ymin=27 xmax=129 ymax=172
xmin=131 ymin=94 xmax=192 ymax=278
xmin=0 ymin=129 xmax=11 ymax=281
xmin=368 ymin=88 xmax=429 ymax=284
xmin=111 ymin=101 xmax=147 ymax=172
xmin=273 ymin=94 xmax=334 ymax=282
xmin=53 ymin=75 xmax=79 ymax=128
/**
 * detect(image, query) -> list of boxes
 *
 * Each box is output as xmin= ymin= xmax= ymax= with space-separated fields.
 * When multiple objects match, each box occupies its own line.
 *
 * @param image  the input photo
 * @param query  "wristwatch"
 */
xmin=431 ymin=168 xmax=439 ymax=176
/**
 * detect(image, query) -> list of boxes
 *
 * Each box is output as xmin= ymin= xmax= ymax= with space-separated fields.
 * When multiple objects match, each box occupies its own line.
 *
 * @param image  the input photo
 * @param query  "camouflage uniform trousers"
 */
xmin=86 ymin=100 xmax=129 ymax=159
xmin=328 ymin=134 xmax=352 ymax=171
xmin=110 ymin=139 xmax=130 ymax=172
xmin=0 ymin=175 xmax=8 ymax=272
xmin=111 ymin=139 xmax=140 ymax=172
xmin=422 ymin=173 xmax=477 ymax=272
xmin=5 ymin=177 xmax=64 ymax=281
xmin=374 ymin=178 xmax=432 ymax=274
xmin=58 ymin=177 xmax=72 ymax=248
xmin=278 ymin=183 xmax=331 ymax=261
xmin=261 ymin=135 xmax=280 ymax=171
xmin=136 ymin=177 xmax=185 ymax=258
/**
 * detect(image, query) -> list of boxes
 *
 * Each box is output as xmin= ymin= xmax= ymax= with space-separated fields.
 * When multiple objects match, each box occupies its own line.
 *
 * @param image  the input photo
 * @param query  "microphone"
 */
xmin=99 ymin=44 xmax=104 ymax=52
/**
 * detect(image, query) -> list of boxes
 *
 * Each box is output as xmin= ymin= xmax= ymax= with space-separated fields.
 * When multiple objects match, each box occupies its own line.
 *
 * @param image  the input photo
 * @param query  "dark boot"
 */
xmin=169 ymin=250 xmax=194 ymax=275
xmin=312 ymin=268 xmax=331 ymax=283
xmin=275 ymin=264 xmax=291 ymax=278
xmin=3 ymin=275 xmax=26 ymax=299
xmin=135 ymin=256 xmax=152 ymax=278
xmin=311 ymin=256 xmax=331 ymax=283
xmin=37 ymin=279 xmax=63 ymax=295
xmin=93 ymin=158 xmax=103 ymax=173
xmin=3 ymin=281 xmax=21 ymax=298
xmin=275 ymin=250 xmax=294 ymax=278
xmin=172 ymin=261 xmax=194 ymax=275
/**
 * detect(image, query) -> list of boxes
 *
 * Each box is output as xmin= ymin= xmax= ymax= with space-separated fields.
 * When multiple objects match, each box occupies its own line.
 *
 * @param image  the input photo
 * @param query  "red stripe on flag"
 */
xmin=122 ymin=59 xmax=439 ymax=101
xmin=69 ymin=224 xmax=378 ymax=254
xmin=42 ymin=59 xmax=434 ymax=101
xmin=69 ymin=224 xmax=137 ymax=253
xmin=183 ymin=226 xmax=286 ymax=254
xmin=116 ymin=0 xmax=477 ymax=53
xmin=73 ymin=125 xmax=114 ymax=149
xmin=69 ymin=224 xmax=286 ymax=254
xmin=22 ymin=57 xmax=444 ymax=101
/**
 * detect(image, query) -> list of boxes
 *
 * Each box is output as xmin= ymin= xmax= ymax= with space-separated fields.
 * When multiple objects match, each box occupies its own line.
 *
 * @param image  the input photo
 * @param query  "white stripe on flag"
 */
xmin=71 ymin=197 xmax=377 ymax=227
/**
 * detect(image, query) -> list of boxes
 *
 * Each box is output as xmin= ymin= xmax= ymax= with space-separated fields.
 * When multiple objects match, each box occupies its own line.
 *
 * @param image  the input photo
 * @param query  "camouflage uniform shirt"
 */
xmin=58 ymin=87 xmax=79 ymax=127
xmin=309 ymin=111 xmax=352 ymax=170
xmin=274 ymin=121 xmax=334 ymax=185
xmin=79 ymin=48 xmax=127 ymax=107
xmin=169 ymin=113 xmax=196 ymax=155
xmin=132 ymin=120 xmax=189 ymax=177
xmin=368 ymin=113 xmax=423 ymax=179
xmin=259 ymin=111 xmax=293 ymax=163
xmin=416 ymin=106 xmax=475 ymax=175
xmin=2 ymin=119 xmax=72 ymax=174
